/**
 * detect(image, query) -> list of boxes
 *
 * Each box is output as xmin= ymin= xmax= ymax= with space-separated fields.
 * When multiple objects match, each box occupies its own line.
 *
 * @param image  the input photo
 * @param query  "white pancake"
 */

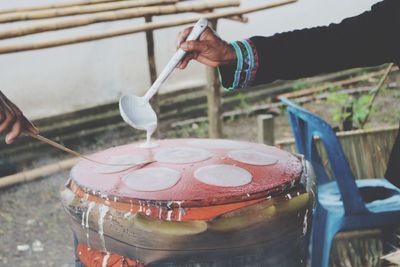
xmin=154 ymin=147 xmax=212 ymax=164
xmin=122 ymin=167 xmax=181 ymax=192
xmin=137 ymin=142 xmax=159 ymax=148
xmin=194 ymin=164 xmax=252 ymax=187
xmin=187 ymin=139 xmax=250 ymax=149
xmin=228 ymin=150 xmax=278 ymax=166
xmin=95 ymin=154 xmax=147 ymax=174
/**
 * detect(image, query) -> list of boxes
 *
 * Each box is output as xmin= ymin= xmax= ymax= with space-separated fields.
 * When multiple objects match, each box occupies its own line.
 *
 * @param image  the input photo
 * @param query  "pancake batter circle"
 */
xmin=187 ymin=139 xmax=250 ymax=149
xmin=228 ymin=150 xmax=278 ymax=166
xmin=154 ymin=147 xmax=212 ymax=164
xmin=95 ymin=154 xmax=147 ymax=174
xmin=122 ymin=167 xmax=181 ymax=192
xmin=194 ymin=164 xmax=252 ymax=187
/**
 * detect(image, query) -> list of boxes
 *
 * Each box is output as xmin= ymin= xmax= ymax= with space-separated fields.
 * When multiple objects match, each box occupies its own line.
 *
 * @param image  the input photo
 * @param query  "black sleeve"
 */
xmin=220 ymin=0 xmax=400 ymax=89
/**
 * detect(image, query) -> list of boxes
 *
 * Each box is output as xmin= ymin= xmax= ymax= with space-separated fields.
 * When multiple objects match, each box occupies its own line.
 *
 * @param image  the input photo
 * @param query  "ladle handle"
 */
xmin=144 ymin=18 xmax=208 ymax=101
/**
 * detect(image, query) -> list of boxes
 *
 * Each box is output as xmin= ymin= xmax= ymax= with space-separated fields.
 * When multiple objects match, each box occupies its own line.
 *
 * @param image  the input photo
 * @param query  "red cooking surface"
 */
xmin=71 ymin=139 xmax=303 ymax=206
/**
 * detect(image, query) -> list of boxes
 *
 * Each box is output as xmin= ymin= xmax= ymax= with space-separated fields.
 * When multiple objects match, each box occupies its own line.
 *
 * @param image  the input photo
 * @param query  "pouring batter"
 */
xmin=119 ymin=18 xmax=208 ymax=148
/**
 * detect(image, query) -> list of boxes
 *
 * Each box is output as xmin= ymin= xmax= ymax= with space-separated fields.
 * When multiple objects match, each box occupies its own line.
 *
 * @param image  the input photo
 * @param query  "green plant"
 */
xmin=191 ymin=121 xmax=208 ymax=137
xmin=327 ymin=92 xmax=375 ymax=129
xmin=353 ymin=94 xmax=375 ymax=127
xmin=293 ymin=79 xmax=310 ymax=91
xmin=327 ymin=84 xmax=343 ymax=93
xmin=235 ymin=92 xmax=251 ymax=110
xmin=327 ymin=92 xmax=353 ymax=123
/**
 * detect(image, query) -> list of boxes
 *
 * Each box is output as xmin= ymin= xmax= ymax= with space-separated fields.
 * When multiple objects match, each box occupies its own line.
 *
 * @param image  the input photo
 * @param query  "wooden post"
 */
xmin=145 ymin=15 xmax=160 ymax=137
xmin=206 ymin=19 xmax=223 ymax=138
xmin=257 ymin=114 xmax=275 ymax=145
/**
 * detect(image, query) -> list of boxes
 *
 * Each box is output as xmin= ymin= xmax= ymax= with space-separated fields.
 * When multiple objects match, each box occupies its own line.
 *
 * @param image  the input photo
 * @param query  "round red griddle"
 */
xmin=69 ymin=138 xmax=303 ymax=221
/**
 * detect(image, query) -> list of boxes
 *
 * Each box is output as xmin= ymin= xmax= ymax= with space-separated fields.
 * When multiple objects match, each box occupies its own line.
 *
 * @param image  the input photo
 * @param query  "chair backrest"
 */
xmin=280 ymin=97 xmax=368 ymax=215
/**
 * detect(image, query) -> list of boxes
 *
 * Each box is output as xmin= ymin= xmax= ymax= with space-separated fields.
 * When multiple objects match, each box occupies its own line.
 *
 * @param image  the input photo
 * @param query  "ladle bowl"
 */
xmin=119 ymin=94 xmax=156 ymax=131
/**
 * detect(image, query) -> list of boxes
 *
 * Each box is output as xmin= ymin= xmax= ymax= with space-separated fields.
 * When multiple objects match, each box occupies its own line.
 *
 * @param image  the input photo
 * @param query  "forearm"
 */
xmin=220 ymin=0 xmax=400 ymax=90
xmin=218 ymin=39 xmax=259 ymax=91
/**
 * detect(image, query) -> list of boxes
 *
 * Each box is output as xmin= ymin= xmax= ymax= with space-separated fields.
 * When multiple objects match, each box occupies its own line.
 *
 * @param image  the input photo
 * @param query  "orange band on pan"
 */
xmin=77 ymin=243 xmax=144 ymax=267
xmin=69 ymin=179 xmax=266 ymax=221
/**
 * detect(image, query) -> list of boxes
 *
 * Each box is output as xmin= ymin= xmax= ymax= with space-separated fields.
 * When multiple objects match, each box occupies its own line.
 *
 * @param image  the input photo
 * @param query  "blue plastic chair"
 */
xmin=280 ymin=97 xmax=400 ymax=267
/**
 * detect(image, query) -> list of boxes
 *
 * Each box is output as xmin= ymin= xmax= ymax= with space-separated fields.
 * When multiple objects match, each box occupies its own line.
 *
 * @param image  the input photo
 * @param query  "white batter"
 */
xmin=188 ymin=139 xmax=250 ymax=149
xmin=154 ymin=147 xmax=212 ymax=164
xmin=122 ymin=167 xmax=181 ymax=192
xmin=194 ymin=164 xmax=252 ymax=187
xmin=137 ymin=124 xmax=158 ymax=148
xmin=228 ymin=150 xmax=278 ymax=166
xmin=94 ymin=154 xmax=147 ymax=174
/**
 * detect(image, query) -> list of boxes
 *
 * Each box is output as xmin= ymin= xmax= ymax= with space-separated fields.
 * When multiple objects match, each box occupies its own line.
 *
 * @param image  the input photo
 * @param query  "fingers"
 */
xmin=5 ymin=115 xmax=38 ymax=144
xmin=5 ymin=117 xmax=22 ymax=144
xmin=180 ymin=40 xmax=207 ymax=53
xmin=177 ymin=40 xmax=207 ymax=69
xmin=7 ymin=101 xmax=34 ymax=132
xmin=0 ymin=105 xmax=5 ymax=125
xmin=22 ymin=117 xmax=39 ymax=135
xmin=0 ymin=93 xmax=38 ymax=144
xmin=176 ymin=27 xmax=193 ymax=49
xmin=178 ymin=53 xmax=219 ymax=69
xmin=0 ymin=107 xmax=14 ymax=134
xmin=176 ymin=25 xmax=216 ymax=51
xmin=175 ymin=26 xmax=224 ymax=69
xmin=177 ymin=53 xmax=198 ymax=69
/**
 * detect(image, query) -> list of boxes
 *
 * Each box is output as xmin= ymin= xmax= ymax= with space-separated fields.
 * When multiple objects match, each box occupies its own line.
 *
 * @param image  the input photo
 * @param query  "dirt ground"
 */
xmin=0 ymin=77 xmax=399 ymax=267
xmin=0 ymin=171 xmax=75 ymax=267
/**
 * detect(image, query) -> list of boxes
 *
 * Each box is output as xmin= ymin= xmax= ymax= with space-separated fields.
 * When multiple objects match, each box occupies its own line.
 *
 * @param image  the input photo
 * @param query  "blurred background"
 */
xmin=0 ymin=0 xmax=380 ymax=119
xmin=1 ymin=0 xmax=399 ymax=266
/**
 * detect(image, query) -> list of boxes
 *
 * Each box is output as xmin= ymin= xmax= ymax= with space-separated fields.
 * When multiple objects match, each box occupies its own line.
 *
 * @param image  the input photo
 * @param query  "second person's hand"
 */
xmin=176 ymin=26 xmax=236 ymax=69
xmin=0 ymin=91 xmax=38 ymax=144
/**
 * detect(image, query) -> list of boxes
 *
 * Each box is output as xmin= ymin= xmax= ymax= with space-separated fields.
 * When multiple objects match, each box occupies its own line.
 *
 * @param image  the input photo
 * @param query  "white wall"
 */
xmin=0 ymin=0 xmax=381 ymax=119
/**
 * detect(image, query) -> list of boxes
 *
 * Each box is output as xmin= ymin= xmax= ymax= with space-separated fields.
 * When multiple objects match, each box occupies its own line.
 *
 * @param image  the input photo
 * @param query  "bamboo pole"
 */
xmin=258 ymin=114 xmax=275 ymax=145
xmin=278 ymin=69 xmax=387 ymax=99
xmin=0 ymin=0 xmax=177 ymax=23
xmin=196 ymin=10 xmax=248 ymax=23
xmin=0 ymin=0 xmax=297 ymax=54
xmin=360 ymin=63 xmax=394 ymax=127
xmin=0 ymin=0 xmax=240 ymax=40
xmin=207 ymin=19 xmax=223 ymax=138
xmin=0 ymin=157 xmax=79 ymax=189
xmin=0 ymin=0 xmax=130 ymax=15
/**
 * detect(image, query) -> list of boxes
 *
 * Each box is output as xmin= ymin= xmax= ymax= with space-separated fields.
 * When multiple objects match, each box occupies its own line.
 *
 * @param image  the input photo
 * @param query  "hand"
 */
xmin=0 ymin=91 xmax=38 ymax=144
xmin=176 ymin=26 xmax=236 ymax=69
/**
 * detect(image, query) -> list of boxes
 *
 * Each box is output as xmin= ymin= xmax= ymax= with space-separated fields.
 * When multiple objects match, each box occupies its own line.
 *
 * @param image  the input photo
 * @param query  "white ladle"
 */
xmin=119 ymin=18 xmax=208 ymax=146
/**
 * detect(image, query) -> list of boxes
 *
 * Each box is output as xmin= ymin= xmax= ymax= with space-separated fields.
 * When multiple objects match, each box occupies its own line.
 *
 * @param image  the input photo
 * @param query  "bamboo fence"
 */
xmin=0 ymin=0 xmax=132 ymax=15
xmin=276 ymin=126 xmax=399 ymax=179
xmin=0 ymin=0 xmax=296 ymax=54
xmin=0 ymin=0 xmax=239 ymax=39
xmin=331 ymin=230 xmax=383 ymax=267
xmin=0 ymin=0 xmax=177 ymax=23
